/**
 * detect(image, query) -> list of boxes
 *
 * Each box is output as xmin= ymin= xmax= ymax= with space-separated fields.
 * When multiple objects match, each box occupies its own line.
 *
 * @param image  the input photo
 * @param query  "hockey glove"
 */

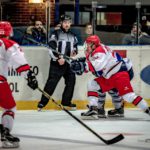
xmin=70 ymin=58 xmax=86 ymax=75
xmin=27 ymin=70 xmax=38 ymax=90
xmin=77 ymin=57 xmax=86 ymax=63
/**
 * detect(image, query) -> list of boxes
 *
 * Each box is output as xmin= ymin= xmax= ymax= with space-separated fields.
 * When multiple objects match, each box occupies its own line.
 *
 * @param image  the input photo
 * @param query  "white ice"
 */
xmin=0 ymin=109 xmax=150 ymax=150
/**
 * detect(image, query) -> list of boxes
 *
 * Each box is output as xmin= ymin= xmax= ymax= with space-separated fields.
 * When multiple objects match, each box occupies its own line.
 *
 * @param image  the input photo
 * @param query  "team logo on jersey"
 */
xmin=124 ymin=86 xmax=129 ymax=91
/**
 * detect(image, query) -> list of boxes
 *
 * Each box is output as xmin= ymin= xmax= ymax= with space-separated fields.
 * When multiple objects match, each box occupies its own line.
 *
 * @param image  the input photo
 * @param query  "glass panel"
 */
xmin=79 ymin=12 xmax=90 ymax=24
xmin=97 ymin=12 xmax=122 ymax=25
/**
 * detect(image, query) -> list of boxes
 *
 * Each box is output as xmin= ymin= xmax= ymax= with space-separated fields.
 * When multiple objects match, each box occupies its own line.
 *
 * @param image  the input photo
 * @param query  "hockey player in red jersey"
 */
xmin=0 ymin=21 xmax=38 ymax=148
xmin=70 ymin=35 xmax=150 ymax=118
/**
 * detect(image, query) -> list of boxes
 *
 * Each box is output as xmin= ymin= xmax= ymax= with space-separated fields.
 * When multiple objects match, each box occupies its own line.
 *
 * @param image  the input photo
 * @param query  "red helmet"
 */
xmin=85 ymin=35 xmax=101 ymax=47
xmin=0 ymin=21 xmax=13 ymax=37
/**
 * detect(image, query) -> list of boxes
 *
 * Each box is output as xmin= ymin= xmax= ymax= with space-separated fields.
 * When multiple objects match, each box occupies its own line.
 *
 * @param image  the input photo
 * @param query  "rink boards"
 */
xmin=7 ymin=45 xmax=150 ymax=110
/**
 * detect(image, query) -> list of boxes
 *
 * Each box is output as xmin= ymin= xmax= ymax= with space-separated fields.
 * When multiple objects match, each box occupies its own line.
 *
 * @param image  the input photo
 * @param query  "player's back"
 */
xmin=90 ymin=44 xmax=123 ymax=79
xmin=0 ymin=38 xmax=17 ymax=79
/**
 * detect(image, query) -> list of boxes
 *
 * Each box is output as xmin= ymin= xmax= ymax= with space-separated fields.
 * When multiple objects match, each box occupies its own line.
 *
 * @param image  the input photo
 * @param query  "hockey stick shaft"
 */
xmin=37 ymin=87 xmax=124 ymax=145
xmin=23 ymin=35 xmax=73 ymax=63
xmin=16 ymin=28 xmax=74 ymax=63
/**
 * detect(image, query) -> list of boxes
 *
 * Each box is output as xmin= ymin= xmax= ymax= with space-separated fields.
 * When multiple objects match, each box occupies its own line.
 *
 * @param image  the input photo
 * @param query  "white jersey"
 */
xmin=123 ymin=58 xmax=132 ymax=71
xmin=86 ymin=44 xmax=124 ymax=79
xmin=0 ymin=38 xmax=30 ymax=82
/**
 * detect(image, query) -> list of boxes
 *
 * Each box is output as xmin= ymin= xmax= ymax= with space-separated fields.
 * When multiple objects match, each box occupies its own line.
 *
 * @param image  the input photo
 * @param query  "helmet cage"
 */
xmin=0 ymin=21 xmax=13 ymax=37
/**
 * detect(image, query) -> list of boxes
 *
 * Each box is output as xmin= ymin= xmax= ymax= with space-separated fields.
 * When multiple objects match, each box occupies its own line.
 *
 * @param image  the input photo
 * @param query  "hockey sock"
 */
xmin=2 ymin=109 xmax=15 ymax=131
xmin=88 ymin=91 xmax=99 ymax=107
xmin=132 ymin=96 xmax=149 ymax=111
xmin=97 ymin=92 xmax=106 ymax=109
xmin=123 ymin=93 xmax=149 ymax=111
xmin=109 ymin=90 xmax=123 ymax=109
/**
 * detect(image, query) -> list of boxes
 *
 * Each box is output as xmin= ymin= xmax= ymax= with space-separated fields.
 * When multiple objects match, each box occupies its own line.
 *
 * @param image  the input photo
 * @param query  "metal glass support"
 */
xmin=45 ymin=0 xmax=50 ymax=44
xmin=136 ymin=2 xmax=141 ymax=45
xmin=92 ymin=1 xmax=97 ymax=35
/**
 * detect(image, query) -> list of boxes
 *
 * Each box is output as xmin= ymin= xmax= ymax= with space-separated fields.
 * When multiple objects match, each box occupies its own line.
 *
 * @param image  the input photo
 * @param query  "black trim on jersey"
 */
xmin=49 ymin=28 xmax=78 ymax=61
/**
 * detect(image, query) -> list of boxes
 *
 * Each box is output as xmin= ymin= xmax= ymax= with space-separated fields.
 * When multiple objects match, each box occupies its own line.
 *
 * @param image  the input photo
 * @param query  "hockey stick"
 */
xmin=37 ymin=87 xmax=124 ymax=145
xmin=21 ymin=34 xmax=74 ymax=63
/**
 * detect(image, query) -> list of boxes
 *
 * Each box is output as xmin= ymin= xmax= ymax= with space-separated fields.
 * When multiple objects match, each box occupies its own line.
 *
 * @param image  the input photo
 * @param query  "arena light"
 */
xmin=29 ymin=0 xmax=43 ymax=3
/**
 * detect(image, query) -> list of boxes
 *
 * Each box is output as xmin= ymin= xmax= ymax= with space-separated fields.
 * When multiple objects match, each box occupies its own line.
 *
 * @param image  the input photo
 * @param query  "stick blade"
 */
xmin=105 ymin=134 xmax=124 ymax=145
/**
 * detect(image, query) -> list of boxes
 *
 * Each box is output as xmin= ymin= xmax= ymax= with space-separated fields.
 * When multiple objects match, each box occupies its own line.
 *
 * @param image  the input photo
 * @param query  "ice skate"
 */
xmin=81 ymin=106 xmax=99 ymax=120
xmin=98 ymin=108 xmax=106 ymax=118
xmin=62 ymin=103 xmax=77 ymax=111
xmin=0 ymin=124 xmax=20 ymax=148
xmin=37 ymin=103 xmax=44 ymax=111
xmin=107 ymin=107 xmax=124 ymax=117
xmin=145 ymin=107 xmax=150 ymax=115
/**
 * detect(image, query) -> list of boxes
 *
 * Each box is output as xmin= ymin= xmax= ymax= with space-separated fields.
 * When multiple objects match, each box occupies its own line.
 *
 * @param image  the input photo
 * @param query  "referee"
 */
xmin=38 ymin=14 xmax=78 ymax=110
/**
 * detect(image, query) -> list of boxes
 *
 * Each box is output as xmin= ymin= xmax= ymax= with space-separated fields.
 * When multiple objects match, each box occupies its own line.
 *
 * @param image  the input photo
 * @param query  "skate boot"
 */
xmin=98 ymin=108 xmax=106 ymax=118
xmin=37 ymin=103 xmax=44 ymax=111
xmin=0 ymin=124 xmax=20 ymax=148
xmin=62 ymin=103 xmax=77 ymax=111
xmin=145 ymin=107 xmax=150 ymax=115
xmin=107 ymin=107 xmax=124 ymax=117
xmin=81 ymin=106 xmax=99 ymax=120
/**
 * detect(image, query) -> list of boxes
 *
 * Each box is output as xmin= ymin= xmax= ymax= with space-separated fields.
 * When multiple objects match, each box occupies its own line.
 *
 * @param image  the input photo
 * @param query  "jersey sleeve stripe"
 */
xmin=16 ymin=64 xmax=30 ymax=73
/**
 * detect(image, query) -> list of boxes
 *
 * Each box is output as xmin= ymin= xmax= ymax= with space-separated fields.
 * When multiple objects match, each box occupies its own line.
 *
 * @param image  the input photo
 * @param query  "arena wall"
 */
xmin=8 ymin=46 xmax=150 ymax=109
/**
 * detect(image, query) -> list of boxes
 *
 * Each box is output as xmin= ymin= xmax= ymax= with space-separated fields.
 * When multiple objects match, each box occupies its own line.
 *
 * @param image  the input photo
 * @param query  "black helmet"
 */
xmin=60 ymin=14 xmax=72 ymax=22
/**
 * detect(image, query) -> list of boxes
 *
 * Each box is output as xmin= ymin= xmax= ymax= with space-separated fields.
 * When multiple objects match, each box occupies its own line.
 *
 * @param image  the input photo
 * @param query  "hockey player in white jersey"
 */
xmin=81 ymin=57 xmax=134 ymax=119
xmin=70 ymin=35 xmax=150 ymax=119
xmin=0 ymin=21 xmax=38 ymax=148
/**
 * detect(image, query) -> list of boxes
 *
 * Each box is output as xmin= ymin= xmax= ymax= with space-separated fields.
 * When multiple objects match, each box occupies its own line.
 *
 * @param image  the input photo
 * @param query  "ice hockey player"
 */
xmin=70 ymin=35 xmax=150 ymax=119
xmin=0 ymin=21 xmax=38 ymax=148
xmin=81 ymin=57 xmax=134 ymax=119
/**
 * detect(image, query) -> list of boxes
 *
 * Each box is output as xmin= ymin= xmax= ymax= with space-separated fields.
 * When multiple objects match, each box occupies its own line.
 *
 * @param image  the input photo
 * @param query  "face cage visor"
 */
xmin=84 ymin=42 xmax=95 ymax=55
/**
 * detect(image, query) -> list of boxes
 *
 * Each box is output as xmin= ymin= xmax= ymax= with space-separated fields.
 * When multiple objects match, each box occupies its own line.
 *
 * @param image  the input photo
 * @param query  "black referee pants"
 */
xmin=39 ymin=60 xmax=76 ymax=107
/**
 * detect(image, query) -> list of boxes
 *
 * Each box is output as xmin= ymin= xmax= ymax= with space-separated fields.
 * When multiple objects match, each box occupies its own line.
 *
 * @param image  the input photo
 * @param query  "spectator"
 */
xmin=24 ymin=20 xmax=46 ymax=45
xmin=122 ymin=22 xmax=150 ymax=45
xmin=54 ymin=22 xmax=61 ymax=30
xmin=49 ymin=22 xmax=61 ymax=35
xmin=85 ymin=23 xmax=93 ymax=37
xmin=37 ymin=14 xmax=78 ymax=111
xmin=82 ymin=23 xmax=93 ymax=44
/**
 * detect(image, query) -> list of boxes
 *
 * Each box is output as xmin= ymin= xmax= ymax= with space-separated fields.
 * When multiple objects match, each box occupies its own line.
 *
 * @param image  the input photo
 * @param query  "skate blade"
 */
xmin=63 ymin=106 xmax=77 ymax=111
xmin=107 ymin=114 xmax=124 ymax=117
xmin=37 ymin=108 xmax=42 ymax=111
xmin=2 ymin=141 xmax=19 ymax=148
xmin=98 ymin=115 xmax=107 ymax=118
xmin=81 ymin=115 xmax=99 ymax=120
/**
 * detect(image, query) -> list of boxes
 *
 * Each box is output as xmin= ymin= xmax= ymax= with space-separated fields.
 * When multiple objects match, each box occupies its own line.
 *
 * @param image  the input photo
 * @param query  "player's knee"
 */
xmin=87 ymin=80 xmax=100 ymax=91
xmin=98 ymin=91 xmax=106 ymax=97
xmin=2 ymin=107 xmax=16 ymax=118
xmin=122 ymin=92 xmax=137 ymax=103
